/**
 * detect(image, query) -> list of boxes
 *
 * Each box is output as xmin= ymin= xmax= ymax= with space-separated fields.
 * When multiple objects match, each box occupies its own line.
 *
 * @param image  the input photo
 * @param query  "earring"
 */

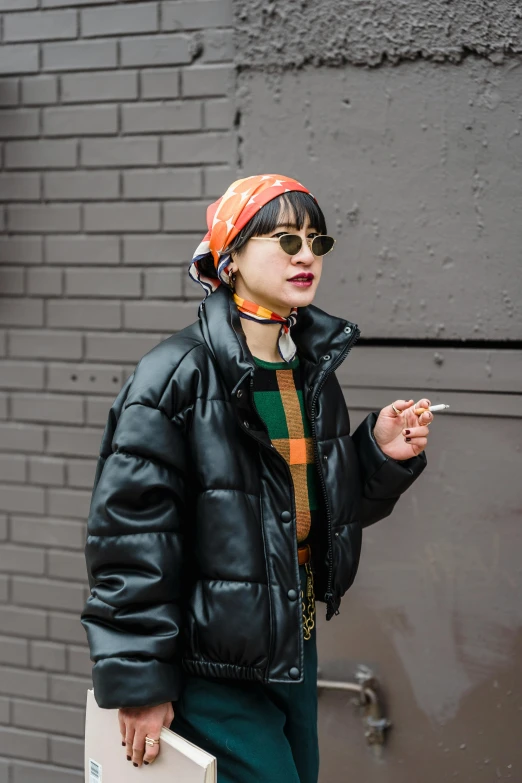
xmin=230 ymin=271 xmax=237 ymax=290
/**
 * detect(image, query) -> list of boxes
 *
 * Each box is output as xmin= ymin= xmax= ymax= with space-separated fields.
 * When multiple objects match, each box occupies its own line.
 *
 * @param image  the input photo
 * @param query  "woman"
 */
xmin=81 ymin=174 xmax=430 ymax=782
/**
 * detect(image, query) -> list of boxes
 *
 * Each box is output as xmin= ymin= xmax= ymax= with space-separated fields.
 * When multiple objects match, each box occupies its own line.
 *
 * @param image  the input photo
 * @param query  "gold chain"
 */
xmin=300 ymin=561 xmax=316 ymax=640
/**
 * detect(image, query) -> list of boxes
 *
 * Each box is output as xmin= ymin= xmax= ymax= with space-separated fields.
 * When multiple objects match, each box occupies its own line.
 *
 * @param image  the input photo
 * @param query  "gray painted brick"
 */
xmin=62 ymin=70 xmax=138 ymax=103
xmin=0 ymin=576 xmax=8 ymax=602
xmin=0 ymin=361 xmax=45 ymax=389
xmin=8 ymin=205 xmax=80 ymax=233
xmin=84 ymin=202 xmax=160 ymax=233
xmin=5 ymin=139 xmax=76 ymax=169
xmin=43 ymin=104 xmax=118 ymax=136
xmin=47 ymin=299 xmax=121 ymax=330
xmin=0 ymin=107 xmax=40 ymax=138
xmin=30 ymin=641 xmax=66 ymax=672
xmin=0 ymin=45 xmax=39 ymax=75
xmin=0 ymin=237 xmax=42 ymax=265
xmin=204 ymin=164 xmax=236 ymax=196
xmin=0 ymin=755 xmax=7 ymax=783
xmin=0 ymin=299 xmax=44 ymax=327
xmin=4 ymin=10 xmax=76 ymax=43
xmin=82 ymin=136 xmax=159 ymax=167
xmin=120 ymin=34 xmax=194 ymax=67
xmin=122 ymin=100 xmax=201 ymax=133
xmin=140 ymin=68 xmax=180 ymax=99
xmin=0 ymin=455 xmax=26 ymax=484
xmin=66 ymin=647 xmax=91 ymax=677
xmin=12 ymin=576 xmax=85 ymax=612
xmin=49 ymin=611 xmax=86 ymax=643
xmin=12 ymin=761 xmax=82 ymax=783
xmin=124 ymin=300 xmax=196 ymax=331
xmin=49 ymin=735 xmax=84 ymax=768
xmin=0 ymin=545 xmax=45 ymax=575
xmin=47 ymin=489 xmax=91 ymax=520
xmin=43 ymin=39 xmax=117 ymax=72
xmin=0 ymin=515 xmax=7 ymax=541
xmin=182 ymin=63 xmax=233 ymax=97
xmin=11 ymin=517 xmax=83 ymax=551
xmin=123 ymin=167 xmax=201 ymax=199
xmin=0 ymin=726 xmax=48 ymax=761
xmin=201 ymin=28 xmax=233 ymax=62
xmin=204 ymin=97 xmax=234 ymax=129
xmin=47 ymin=426 xmax=102 ymax=458
xmin=47 ymin=363 xmax=123 ymax=395
xmin=21 ymin=75 xmax=58 ymax=105
xmin=124 ymin=233 xmax=198 ymax=264
xmin=65 ymin=268 xmax=141 ymax=297
xmin=0 ymin=173 xmax=40 ymax=201
xmin=162 ymin=0 xmax=232 ymax=30
xmin=0 ymin=395 xmax=6 ymax=419
xmin=51 ymin=672 xmax=91 ymax=704
xmin=46 ymin=235 xmax=119 ymax=266
xmin=45 ymin=171 xmax=119 ymax=201
xmin=163 ymin=131 xmax=234 ymax=163
xmin=85 ymin=331 xmax=162 ymax=362
xmin=42 ymin=0 xmax=116 ymax=5
xmin=0 ymin=486 xmax=45 ymax=516
xmin=13 ymin=699 xmax=84 ymax=737
xmin=66 ymin=458 xmax=96 ymax=489
xmin=0 ymin=695 xmax=9 ymax=722
xmin=8 ymin=330 xmax=82 ymax=360
xmin=0 ymin=268 xmax=24 ymax=295
xmin=47 ymin=550 xmax=87 ymax=580
xmin=0 ymin=78 xmax=19 ymax=106
xmin=0 ymin=0 xmax=37 ymax=7
xmin=0 ymin=334 xmax=5 ymax=358
xmin=145 ymin=268 xmax=183 ymax=298
xmin=0 ymin=423 xmax=44 ymax=453
xmin=0 ymin=636 xmax=29 ymax=667
xmin=82 ymin=2 xmax=157 ymax=37
xmin=12 ymin=394 xmax=84 ymax=425
xmin=163 ymin=200 xmax=206 ymax=230
xmin=26 ymin=267 xmax=63 ymax=296
xmin=86 ymin=396 xmax=112 ymax=426
xmin=28 ymin=456 xmax=65 ymax=486
xmin=0 ymin=666 xmax=47 ymax=700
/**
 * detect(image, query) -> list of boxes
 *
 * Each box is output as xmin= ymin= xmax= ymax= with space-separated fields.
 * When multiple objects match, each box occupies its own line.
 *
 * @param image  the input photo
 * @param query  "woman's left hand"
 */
xmin=373 ymin=397 xmax=432 ymax=461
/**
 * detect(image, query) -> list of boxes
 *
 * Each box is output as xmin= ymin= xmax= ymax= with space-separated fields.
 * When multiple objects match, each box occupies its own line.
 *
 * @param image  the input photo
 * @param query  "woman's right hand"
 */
xmin=118 ymin=701 xmax=175 ymax=768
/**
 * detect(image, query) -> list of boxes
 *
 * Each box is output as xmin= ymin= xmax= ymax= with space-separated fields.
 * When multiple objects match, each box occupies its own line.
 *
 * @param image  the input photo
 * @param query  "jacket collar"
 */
xmin=199 ymin=284 xmax=359 ymax=396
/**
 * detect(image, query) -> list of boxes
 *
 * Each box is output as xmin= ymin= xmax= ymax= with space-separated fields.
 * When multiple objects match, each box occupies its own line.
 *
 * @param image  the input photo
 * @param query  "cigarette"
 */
xmin=414 ymin=403 xmax=450 ymax=415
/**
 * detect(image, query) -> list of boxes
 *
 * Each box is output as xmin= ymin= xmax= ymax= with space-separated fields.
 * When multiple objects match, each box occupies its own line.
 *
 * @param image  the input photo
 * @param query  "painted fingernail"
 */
xmin=144 ymin=761 xmax=149 ymax=765
xmin=404 ymin=429 xmax=410 ymax=435
xmin=405 ymin=437 xmax=411 ymax=442
xmin=122 ymin=742 xmax=125 ymax=746
xmin=133 ymin=762 xmax=138 ymax=767
xmin=126 ymin=756 xmax=131 ymax=761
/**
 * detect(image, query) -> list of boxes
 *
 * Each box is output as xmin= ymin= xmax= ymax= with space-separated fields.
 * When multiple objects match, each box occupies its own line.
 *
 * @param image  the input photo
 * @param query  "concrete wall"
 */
xmin=0 ymin=2 xmax=235 ymax=781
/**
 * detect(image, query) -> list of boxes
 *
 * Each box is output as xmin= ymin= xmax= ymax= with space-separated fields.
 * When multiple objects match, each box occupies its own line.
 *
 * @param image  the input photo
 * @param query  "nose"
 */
xmin=291 ymin=238 xmax=315 ymax=264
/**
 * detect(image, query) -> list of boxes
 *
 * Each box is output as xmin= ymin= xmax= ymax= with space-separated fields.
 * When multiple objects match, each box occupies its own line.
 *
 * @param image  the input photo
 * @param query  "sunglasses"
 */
xmin=250 ymin=233 xmax=336 ymax=257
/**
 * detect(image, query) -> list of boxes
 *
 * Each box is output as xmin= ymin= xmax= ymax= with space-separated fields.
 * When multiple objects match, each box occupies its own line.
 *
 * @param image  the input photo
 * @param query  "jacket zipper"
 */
xmin=308 ymin=325 xmax=361 ymax=620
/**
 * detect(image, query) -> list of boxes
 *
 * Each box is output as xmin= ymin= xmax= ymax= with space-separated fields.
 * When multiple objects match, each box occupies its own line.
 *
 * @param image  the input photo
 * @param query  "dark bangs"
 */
xmin=197 ymin=190 xmax=327 ymax=281
xmin=226 ymin=190 xmax=327 ymax=256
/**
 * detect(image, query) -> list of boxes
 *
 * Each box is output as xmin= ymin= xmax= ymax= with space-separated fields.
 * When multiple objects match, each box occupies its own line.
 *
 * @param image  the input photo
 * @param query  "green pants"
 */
xmin=171 ymin=564 xmax=319 ymax=783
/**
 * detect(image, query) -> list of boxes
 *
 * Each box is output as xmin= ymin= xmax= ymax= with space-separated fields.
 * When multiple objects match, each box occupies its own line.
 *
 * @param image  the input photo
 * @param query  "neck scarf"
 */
xmin=188 ymin=173 xmax=316 ymax=363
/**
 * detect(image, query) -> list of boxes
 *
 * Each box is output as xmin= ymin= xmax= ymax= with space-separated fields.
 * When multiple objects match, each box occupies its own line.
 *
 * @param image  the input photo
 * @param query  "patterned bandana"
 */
xmin=188 ymin=173 xmax=317 ymax=363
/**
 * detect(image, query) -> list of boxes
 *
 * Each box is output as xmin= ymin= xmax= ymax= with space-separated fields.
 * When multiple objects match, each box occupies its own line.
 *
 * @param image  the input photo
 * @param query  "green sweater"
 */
xmin=252 ymin=353 xmax=320 ymax=544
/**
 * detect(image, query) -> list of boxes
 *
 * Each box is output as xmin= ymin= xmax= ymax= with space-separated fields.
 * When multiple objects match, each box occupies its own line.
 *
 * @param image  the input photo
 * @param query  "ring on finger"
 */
xmin=391 ymin=403 xmax=401 ymax=416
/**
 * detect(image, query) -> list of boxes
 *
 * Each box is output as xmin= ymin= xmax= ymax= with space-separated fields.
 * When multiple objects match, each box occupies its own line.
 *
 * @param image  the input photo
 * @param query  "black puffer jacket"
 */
xmin=80 ymin=284 xmax=427 ymax=709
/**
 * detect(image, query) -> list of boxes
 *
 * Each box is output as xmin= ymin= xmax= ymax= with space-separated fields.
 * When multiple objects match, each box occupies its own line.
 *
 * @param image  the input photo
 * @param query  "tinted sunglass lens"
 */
xmin=279 ymin=235 xmax=302 ymax=255
xmin=311 ymin=235 xmax=335 ymax=255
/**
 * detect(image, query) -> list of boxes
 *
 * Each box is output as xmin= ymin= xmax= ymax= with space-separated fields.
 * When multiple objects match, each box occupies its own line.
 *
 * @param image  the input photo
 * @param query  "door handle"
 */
xmin=317 ymin=665 xmax=391 ymax=751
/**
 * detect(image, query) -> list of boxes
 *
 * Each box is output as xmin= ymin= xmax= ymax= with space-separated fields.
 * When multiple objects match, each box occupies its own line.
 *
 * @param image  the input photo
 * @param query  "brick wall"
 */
xmin=0 ymin=2 xmax=236 ymax=780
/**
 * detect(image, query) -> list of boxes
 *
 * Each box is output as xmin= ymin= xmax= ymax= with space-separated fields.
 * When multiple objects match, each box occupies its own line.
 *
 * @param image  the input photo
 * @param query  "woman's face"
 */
xmin=230 ymin=208 xmax=324 ymax=316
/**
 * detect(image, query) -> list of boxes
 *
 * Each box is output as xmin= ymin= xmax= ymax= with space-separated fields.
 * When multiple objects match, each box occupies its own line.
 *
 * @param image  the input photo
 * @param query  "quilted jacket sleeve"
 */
xmin=351 ymin=410 xmax=427 ymax=528
xmin=80 ymin=378 xmax=189 ymax=709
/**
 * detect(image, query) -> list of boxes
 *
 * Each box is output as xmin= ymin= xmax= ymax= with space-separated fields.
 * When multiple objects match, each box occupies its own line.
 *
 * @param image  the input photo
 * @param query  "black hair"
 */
xmin=197 ymin=190 xmax=327 ymax=281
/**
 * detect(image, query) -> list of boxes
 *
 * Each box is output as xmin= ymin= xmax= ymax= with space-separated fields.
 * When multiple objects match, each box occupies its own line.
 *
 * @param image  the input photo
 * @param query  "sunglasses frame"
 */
xmin=250 ymin=233 xmax=336 ymax=257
